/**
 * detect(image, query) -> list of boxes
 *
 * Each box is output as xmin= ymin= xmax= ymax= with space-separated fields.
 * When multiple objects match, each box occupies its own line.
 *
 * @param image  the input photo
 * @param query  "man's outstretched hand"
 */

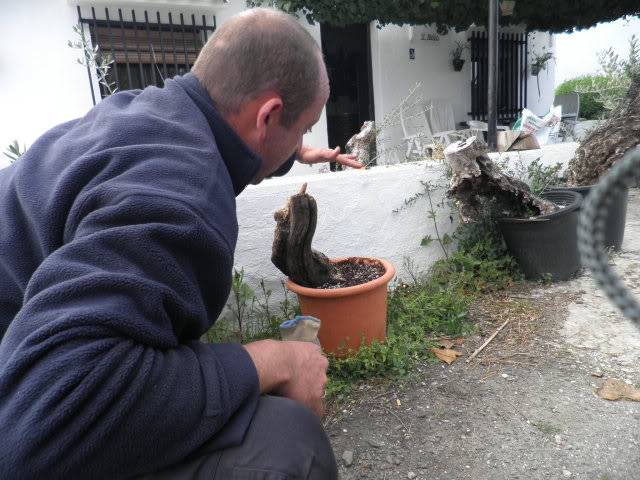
xmin=298 ymin=145 xmax=363 ymax=169
xmin=244 ymin=339 xmax=328 ymax=416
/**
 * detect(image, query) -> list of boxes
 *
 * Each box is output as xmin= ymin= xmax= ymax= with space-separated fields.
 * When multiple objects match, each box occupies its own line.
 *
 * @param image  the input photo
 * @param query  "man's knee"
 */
xmin=256 ymin=396 xmax=335 ymax=460
xmin=228 ymin=396 xmax=337 ymax=479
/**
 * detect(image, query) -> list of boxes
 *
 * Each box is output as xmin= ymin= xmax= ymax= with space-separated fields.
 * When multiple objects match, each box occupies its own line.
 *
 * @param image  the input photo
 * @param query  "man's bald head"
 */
xmin=192 ymin=8 xmax=325 ymax=128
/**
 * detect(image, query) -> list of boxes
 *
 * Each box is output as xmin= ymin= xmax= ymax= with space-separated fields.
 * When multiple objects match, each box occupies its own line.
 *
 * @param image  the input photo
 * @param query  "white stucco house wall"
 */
xmin=0 ymin=0 xmax=561 ymax=308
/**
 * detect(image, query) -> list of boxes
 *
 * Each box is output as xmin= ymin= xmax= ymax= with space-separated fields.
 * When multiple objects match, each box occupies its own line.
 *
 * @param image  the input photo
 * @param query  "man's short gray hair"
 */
xmin=192 ymin=8 xmax=322 ymax=128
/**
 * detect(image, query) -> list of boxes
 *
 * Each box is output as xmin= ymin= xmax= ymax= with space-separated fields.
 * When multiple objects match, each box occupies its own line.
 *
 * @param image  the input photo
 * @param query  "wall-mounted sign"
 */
xmin=421 ymin=32 xmax=440 ymax=42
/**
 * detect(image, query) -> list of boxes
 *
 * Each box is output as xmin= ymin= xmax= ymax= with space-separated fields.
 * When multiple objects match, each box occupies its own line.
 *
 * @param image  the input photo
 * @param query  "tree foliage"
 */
xmin=247 ymin=0 xmax=639 ymax=33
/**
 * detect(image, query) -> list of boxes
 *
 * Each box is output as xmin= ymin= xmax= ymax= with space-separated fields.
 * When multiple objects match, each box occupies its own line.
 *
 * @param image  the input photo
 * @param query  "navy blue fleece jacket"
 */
xmin=0 ymin=73 xmax=294 ymax=478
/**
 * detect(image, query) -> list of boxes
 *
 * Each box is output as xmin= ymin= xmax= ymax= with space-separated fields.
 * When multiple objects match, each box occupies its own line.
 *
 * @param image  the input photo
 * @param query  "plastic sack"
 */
xmin=514 ymin=106 xmax=562 ymax=145
xmin=279 ymin=315 xmax=321 ymax=345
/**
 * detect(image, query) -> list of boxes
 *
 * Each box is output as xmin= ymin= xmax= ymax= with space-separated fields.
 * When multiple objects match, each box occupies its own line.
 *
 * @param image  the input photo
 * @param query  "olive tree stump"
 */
xmin=444 ymin=136 xmax=556 ymax=222
xmin=271 ymin=183 xmax=343 ymax=288
xmin=567 ymin=75 xmax=640 ymax=186
xmin=346 ymin=121 xmax=377 ymax=167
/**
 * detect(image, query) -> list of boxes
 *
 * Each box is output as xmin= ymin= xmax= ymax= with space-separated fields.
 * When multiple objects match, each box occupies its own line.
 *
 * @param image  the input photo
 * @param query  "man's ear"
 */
xmin=256 ymin=97 xmax=284 ymax=140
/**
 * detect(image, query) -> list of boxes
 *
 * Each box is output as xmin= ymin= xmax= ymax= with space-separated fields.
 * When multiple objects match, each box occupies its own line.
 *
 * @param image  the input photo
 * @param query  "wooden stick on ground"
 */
xmin=466 ymin=318 xmax=511 ymax=363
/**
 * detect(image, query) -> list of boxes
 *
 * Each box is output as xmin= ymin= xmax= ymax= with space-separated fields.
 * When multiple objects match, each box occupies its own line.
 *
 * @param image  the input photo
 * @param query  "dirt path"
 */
xmin=328 ymin=190 xmax=640 ymax=480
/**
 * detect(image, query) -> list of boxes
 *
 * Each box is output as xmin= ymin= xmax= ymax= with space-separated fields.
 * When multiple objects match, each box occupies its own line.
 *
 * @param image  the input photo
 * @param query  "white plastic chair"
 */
xmin=399 ymin=102 xmax=434 ymax=159
xmin=423 ymin=99 xmax=458 ymax=145
xmin=554 ymin=93 xmax=580 ymax=122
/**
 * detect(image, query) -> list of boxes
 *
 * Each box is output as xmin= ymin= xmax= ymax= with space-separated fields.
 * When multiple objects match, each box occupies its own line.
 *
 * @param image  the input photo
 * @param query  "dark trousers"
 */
xmin=144 ymin=396 xmax=338 ymax=479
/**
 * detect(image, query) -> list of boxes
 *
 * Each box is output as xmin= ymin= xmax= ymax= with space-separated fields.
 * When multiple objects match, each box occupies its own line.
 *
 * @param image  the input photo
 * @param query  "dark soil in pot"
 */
xmin=498 ymin=190 xmax=583 ymax=281
xmin=318 ymin=257 xmax=385 ymax=289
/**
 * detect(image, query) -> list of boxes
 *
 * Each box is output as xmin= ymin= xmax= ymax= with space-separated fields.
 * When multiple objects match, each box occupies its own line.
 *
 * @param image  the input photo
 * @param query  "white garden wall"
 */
xmin=231 ymin=141 xmax=579 ymax=316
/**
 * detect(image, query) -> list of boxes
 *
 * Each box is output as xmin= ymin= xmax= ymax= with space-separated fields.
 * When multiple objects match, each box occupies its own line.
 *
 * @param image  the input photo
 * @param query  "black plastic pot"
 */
xmin=554 ymin=185 xmax=628 ymax=250
xmin=498 ymin=190 xmax=583 ymax=281
xmin=453 ymin=59 xmax=465 ymax=71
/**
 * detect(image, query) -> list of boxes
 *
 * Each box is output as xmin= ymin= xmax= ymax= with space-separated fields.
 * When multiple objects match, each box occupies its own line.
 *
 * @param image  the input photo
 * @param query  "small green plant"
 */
xmin=69 ymin=24 xmax=118 ymax=97
xmin=228 ymin=268 xmax=255 ymax=342
xmin=526 ymin=159 xmax=564 ymax=194
xmin=278 ymin=279 xmax=299 ymax=320
xmin=327 ymin=279 xmax=471 ymax=396
xmin=394 ymin=180 xmax=454 ymax=259
xmin=206 ymin=274 xmax=300 ymax=344
xmin=498 ymin=155 xmax=564 ymax=195
xmin=4 ymin=140 xmax=27 ymax=163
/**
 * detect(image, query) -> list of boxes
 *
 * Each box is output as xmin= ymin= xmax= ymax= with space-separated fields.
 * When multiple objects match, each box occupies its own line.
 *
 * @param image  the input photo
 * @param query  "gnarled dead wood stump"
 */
xmin=271 ymin=183 xmax=343 ymax=288
xmin=346 ymin=121 xmax=377 ymax=166
xmin=445 ymin=136 xmax=556 ymax=222
xmin=567 ymin=75 xmax=640 ymax=186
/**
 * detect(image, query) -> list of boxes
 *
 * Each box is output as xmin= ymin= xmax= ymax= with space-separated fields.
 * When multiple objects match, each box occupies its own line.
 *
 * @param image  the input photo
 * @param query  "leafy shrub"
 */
xmin=555 ymin=76 xmax=607 ymax=120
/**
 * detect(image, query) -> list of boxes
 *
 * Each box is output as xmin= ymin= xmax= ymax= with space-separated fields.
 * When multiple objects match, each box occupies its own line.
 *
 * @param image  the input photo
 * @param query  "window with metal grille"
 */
xmin=76 ymin=6 xmax=216 ymax=104
xmin=469 ymin=31 xmax=528 ymax=125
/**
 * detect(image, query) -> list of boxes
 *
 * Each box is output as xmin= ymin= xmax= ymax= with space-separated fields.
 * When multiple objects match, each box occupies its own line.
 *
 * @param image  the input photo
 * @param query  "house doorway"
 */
xmin=321 ymin=23 xmax=374 ymax=170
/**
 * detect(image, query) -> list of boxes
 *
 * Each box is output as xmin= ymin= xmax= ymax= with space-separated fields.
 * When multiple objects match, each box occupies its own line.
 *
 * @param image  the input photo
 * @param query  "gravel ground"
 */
xmin=327 ymin=189 xmax=640 ymax=480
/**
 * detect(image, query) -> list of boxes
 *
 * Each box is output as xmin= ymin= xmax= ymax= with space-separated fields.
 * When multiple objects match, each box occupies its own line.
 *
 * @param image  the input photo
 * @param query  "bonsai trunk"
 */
xmin=566 ymin=75 xmax=640 ymax=186
xmin=346 ymin=121 xmax=377 ymax=167
xmin=445 ymin=136 xmax=557 ymax=222
xmin=271 ymin=183 xmax=343 ymax=288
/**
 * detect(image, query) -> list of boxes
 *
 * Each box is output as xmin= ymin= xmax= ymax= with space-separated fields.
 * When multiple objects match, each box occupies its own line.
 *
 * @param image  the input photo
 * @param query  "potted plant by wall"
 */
xmin=451 ymin=40 xmax=468 ymax=72
xmin=444 ymin=136 xmax=583 ymax=281
xmin=530 ymin=47 xmax=554 ymax=76
xmin=271 ymin=184 xmax=395 ymax=356
xmin=499 ymin=0 xmax=516 ymax=16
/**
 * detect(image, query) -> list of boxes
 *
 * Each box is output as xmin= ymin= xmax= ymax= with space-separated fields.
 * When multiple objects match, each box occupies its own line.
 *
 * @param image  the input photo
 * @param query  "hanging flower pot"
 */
xmin=500 ymin=0 xmax=516 ymax=16
xmin=450 ymin=40 xmax=469 ymax=72
xmin=531 ymin=64 xmax=541 ymax=76
xmin=286 ymin=257 xmax=395 ymax=357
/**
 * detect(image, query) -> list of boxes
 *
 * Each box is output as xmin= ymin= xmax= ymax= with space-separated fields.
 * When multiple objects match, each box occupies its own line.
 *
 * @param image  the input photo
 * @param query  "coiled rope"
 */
xmin=577 ymin=147 xmax=640 ymax=326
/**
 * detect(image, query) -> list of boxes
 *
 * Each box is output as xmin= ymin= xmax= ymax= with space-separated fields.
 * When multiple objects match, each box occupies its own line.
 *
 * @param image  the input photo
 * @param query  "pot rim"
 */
xmin=286 ymin=257 xmax=396 ymax=299
xmin=498 ymin=190 xmax=582 ymax=224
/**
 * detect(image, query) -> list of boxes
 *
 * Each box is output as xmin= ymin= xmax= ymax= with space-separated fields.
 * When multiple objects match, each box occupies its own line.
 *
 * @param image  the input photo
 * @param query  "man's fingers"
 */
xmin=336 ymin=154 xmax=363 ymax=169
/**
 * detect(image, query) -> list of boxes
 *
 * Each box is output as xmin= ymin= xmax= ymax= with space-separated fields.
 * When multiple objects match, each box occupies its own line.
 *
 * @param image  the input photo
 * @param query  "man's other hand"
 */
xmin=244 ymin=340 xmax=328 ymax=416
xmin=298 ymin=145 xmax=363 ymax=169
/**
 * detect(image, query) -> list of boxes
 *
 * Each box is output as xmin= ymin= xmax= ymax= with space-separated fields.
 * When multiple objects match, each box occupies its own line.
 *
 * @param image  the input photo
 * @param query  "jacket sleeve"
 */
xmin=0 ymin=193 xmax=260 ymax=479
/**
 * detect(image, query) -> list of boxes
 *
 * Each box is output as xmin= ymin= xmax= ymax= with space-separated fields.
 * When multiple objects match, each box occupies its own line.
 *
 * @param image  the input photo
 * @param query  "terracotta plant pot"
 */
xmin=286 ymin=257 xmax=395 ymax=357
